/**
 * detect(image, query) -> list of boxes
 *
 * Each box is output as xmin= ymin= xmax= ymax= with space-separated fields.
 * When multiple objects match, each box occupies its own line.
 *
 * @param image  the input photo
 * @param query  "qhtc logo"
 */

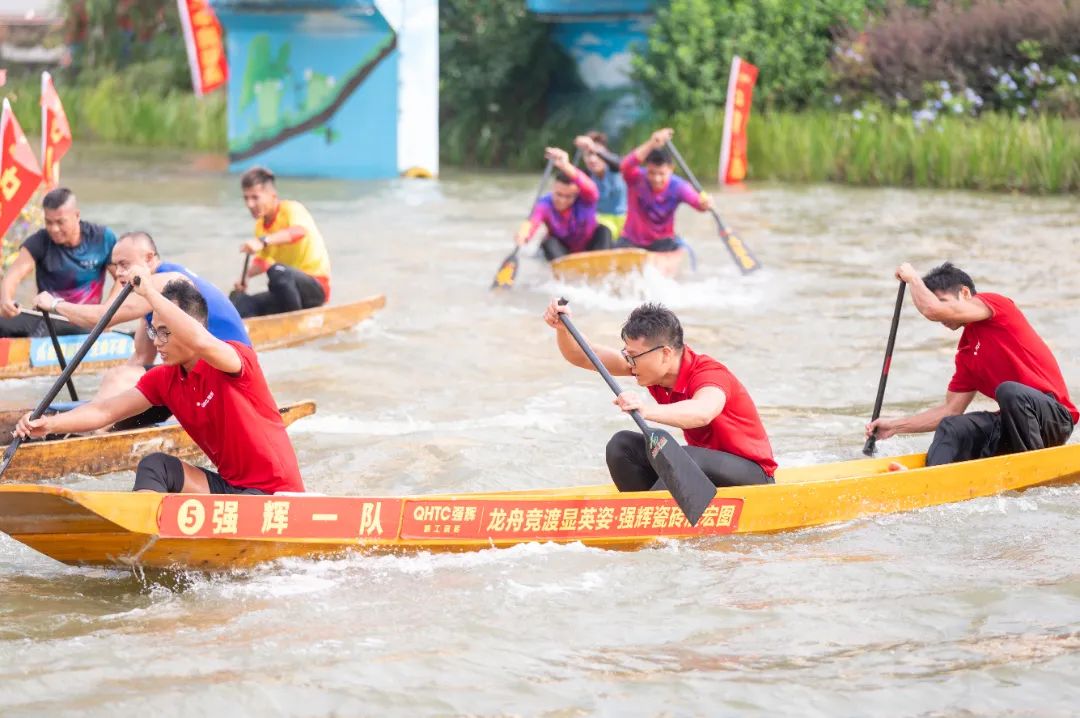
xmin=197 ymin=390 xmax=215 ymax=408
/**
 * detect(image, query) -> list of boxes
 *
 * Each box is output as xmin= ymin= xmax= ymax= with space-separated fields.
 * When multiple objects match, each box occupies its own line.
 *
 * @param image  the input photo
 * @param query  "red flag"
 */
xmin=41 ymin=71 xmax=72 ymax=189
xmin=718 ymin=57 xmax=759 ymax=185
xmin=0 ymin=99 xmax=43 ymax=238
xmin=177 ymin=0 xmax=228 ymax=97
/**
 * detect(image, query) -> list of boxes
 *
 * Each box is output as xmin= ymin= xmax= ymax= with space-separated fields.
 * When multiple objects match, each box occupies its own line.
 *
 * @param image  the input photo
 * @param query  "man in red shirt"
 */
xmin=543 ymin=299 xmax=776 ymax=490
xmin=15 ymin=265 xmax=304 ymax=495
xmin=867 ymin=262 xmax=1076 ymax=465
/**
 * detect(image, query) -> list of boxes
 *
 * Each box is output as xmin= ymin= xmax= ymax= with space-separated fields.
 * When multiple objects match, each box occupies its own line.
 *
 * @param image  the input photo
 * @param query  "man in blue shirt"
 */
xmin=574 ymin=132 xmax=628 ymax=240
xmin=0 ymin=188 xmax=117 ymax=337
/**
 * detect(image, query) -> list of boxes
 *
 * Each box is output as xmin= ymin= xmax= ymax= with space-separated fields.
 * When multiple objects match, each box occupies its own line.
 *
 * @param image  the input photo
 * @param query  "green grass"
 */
xmin=622 ymin=110 xmax=1080 ymax=193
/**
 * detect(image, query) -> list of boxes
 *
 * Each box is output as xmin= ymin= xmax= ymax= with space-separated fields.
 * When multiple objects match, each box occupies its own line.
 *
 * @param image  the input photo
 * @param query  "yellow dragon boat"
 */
xmin=550 ymin=248 xmax=686 ymax=281
xmin=0 ymin=401 xmax=315 ymax=484
xmin=0 ymin=294 xmax=386 ymax=379
xmin=1 ymin=443 xmax=1075 ymax=571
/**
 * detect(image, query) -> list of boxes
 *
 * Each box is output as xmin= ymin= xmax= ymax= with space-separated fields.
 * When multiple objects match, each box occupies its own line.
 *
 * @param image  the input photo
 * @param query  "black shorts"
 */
xmin=202 ymin=466 xmax=268 ymax=495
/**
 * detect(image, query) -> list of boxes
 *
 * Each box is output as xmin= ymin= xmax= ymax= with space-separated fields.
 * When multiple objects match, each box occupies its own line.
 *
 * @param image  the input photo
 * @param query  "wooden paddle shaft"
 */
xmin=0 ymin=282 xmax=135 ymax=477
xmin=864 ymin=281 xmax=906 ymax=455
xmin=240 ymin=253 xmax=251 ymax=286
xmin=556 ymin=300 xmax=650 ymax=436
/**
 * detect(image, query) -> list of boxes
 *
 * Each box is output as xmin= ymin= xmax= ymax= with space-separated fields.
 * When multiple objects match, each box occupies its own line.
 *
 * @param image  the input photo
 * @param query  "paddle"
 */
xmin=666 ymin=140 xmax=761 ymax=275
xmin=556 ymin=299 xmax=716 ymax=525
xmin=491 ymin=158 xmax=555 ymax=289
xmin=0 ymin=280 xmax=136 ymax=478
xmin=16 ymin=305 xmax=135 ymax=338
xmin=863 ymin=281 xmax=906 ymax=456
xmin=239 ymin=253 xmax=251 ymax=291
xmin=41 ymin=310 xmax=79 ymax=401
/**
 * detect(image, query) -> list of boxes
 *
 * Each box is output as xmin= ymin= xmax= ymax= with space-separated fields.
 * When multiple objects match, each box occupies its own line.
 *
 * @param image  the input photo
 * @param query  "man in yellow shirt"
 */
xmin=230 ymin=166 xmax=332 ymax=317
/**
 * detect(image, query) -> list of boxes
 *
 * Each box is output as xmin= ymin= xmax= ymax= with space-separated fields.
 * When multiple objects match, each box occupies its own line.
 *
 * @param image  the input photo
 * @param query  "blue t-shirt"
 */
xmin=150 ymin=262 xmax=252 ymax=346
xmin=22 ymin=222 xmax=117 ymax=304
xmin=591 ymin=167 xmax=627 ymax=216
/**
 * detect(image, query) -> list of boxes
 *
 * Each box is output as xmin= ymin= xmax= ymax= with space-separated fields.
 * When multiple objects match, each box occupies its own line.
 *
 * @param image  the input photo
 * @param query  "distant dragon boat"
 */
xmin=0 ymin=295 xmax=387 ymax=380
xmin=550 ymin=248 xmax=686 ymax=281
xmin=1 ymin=444 xmax=1076 ymax=571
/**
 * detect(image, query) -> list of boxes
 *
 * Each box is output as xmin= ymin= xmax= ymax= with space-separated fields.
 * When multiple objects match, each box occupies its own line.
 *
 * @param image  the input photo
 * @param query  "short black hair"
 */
xmin=621 ymin=303 xmax=684 ymax=350
xmin=42 ymin=187 xmax=75 ymax=210
xmin=553 ymin=171 xmax=575 ymax=185
xmin=922 ymin=262 xmax=977 ymax=296
xmin=241 ymin=166 xmax=276 ymax=190
xmin=586 ymin=130 xmax=609 ymax=148
xmin=161 ymin=279 xmax=208 ymax=326
xmin=645 ymin=148 xmax=672 ymax=166
xmin=118 ymin=231 xmax=158 ymax=256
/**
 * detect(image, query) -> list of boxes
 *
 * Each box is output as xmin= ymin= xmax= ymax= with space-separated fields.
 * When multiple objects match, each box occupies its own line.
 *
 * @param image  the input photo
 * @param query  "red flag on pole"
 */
xmin=0 ymin=99 xmax=44 ymax=238
xmin=718 ymin=57 xmax=759 ymax=185
xmin=177 ymin=0 xmax=228 ymax=97
xmin=41 ymin=71 xmax=72 ymax=189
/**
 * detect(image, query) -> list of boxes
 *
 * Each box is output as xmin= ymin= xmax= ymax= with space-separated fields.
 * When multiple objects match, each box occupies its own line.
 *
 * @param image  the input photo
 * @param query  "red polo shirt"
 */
xmin=647 ymin=345 xmax=777 ymax=476
xmin=947 ymin=293 xmax=1077 ymax=423
xmin=135 ymin=341 xmax=305 ymax=494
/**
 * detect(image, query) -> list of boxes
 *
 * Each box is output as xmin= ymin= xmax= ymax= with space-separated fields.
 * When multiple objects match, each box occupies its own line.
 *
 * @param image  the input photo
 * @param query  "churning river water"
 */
xmin=1 ymin=147 xmax=1078 ymax=716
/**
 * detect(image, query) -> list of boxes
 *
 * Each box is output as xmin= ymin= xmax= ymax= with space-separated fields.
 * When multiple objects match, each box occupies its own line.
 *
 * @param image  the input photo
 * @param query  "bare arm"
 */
xmin=543 ymin=299 xmax=630 ymax=376
xmin=898 ymin=263 xmax=992 ymax=324
xmin=631 ymin=128 xmax=673 ymax=163
xmin=636 ymin=386 xmax=726 ymax=430
xmin=126 ymin=322 xmax=157 ymax=366
xmin=0 ymin=249 xmax=35 ymax=316
xmin=867 ymin=390 xmax=976 ymax=439
xmin=16 ymin=388 xmax=151 ymax=438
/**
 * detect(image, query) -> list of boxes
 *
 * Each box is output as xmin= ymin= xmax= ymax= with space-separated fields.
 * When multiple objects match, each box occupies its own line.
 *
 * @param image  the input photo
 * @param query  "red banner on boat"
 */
xmin=158 ymin=494 xmax=403 ymax=540
xmin=400 ymin=497 xmax=743 ymax=540
xmin=718 ymin=56 xmax=759 ymax=185
xmin=0 ymin=99 xmax=43 ymax=239
xmin=177 ymin=0 xmax=228 ymax=97
xmin=40 ymin=72 xmax=72 ymax=190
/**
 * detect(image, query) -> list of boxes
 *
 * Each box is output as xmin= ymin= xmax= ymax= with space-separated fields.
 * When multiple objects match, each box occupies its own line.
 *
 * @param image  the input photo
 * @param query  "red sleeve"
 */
xmin=973 ymin=293 xmax=1005 ymax=320
xmin=135 ymin=366 xmax=167 ymax=406
xmin=229 ymin=341 xmax=259 ymax=383
xmin=620 ymin=153 xmax=642 ymax=183
xmin=524 ymin=201 xmax=547 ymax=241
xmin=573 ymin=170 xmax=599 ymax=205
xmin=688 ymin=366 xmax=733 ymax=398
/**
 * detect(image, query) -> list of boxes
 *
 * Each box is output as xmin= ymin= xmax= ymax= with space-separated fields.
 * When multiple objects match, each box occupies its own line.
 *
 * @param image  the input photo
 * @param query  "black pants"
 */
xmin=133 ymin=452 xmax=266 ymax=494
xmin=926 ymin=381 xmax=1074 ymax=466
xmin=541 ymin=224 xmax=613 ymax=261
xmin=0 ymin=313 xmax=88 ymax=338
xmin=605 ymin=429 xmax=774 ymax=492
xmin=614 ymin=236 xmax=681 ymax=252
xmin=229 ymin=263 xmax=326 ymax=318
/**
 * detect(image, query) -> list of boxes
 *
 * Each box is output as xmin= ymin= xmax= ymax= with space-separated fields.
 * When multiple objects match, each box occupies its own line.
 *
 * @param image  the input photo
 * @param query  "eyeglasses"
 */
xmin=146 ymin=325 xmax=172 ymax=345
xmin=621 ymin=345 xmax=665 ymax=367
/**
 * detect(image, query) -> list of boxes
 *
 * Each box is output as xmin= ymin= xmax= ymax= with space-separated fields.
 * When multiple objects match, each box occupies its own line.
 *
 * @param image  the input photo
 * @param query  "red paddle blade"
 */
xmin=491 ymin=253 xmax=519 ymax=289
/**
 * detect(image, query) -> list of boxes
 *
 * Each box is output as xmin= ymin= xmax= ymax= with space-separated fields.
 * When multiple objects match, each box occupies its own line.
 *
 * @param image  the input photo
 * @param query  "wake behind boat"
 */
xmin=0 ymin=294 xmax=386 ymax=379
xmin=1 ymin=444 xmax=1076 ymax=570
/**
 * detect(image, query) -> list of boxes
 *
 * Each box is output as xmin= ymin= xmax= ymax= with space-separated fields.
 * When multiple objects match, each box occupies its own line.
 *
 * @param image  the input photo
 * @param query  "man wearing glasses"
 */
xmin=16 ymin=267 xmax=303 ymax=496
xmin=543 ymin=299 xmax=776 ymax=490
xmin=34 ymin=231 xmax=250 ymax=426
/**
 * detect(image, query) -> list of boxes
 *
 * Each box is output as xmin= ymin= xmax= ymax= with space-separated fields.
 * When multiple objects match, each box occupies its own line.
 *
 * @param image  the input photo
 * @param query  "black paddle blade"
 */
xmin=644 ymin=427 xmax=717 ymax=526
xmin=491 ymin=252 xmax=519 ymax=289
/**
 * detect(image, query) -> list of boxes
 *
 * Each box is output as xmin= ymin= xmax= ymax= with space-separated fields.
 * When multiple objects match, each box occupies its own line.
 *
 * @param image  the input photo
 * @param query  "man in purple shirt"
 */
xmin=618 ymin=128 xmax=711 ymax=252
xmin=515 ymin=147 xmax=612 ymax=261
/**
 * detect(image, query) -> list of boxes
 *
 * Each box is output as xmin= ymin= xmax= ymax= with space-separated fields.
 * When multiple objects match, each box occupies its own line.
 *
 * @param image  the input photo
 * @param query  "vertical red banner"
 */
xmin=177 ymin=0 xmax=228 ymax=97
xmin=0 ymin=99 xmax=43 ymax=238
xmin=718 ymin=56 xmax=759 ymax=185
xmin=41 ymin=71 xmax=72 ymax=190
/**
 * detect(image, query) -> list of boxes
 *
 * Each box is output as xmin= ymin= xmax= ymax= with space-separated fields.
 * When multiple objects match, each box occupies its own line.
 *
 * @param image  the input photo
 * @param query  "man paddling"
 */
xmin=33 ymin=231 xmax=250 ymax=413
xmin=543 ymin=299 xmax=776 ymax=490
xmin=0 ymin=188 xmax=117 ymax=337
xmin=231 ymin=166 xmax=332 ymax=318
xmin=618 ymin=128 xmax=711 ymax=254
xmin=15 ymin=267 xmax=303 ymax=495
xmin=514 ymin=147 xmax=612 ymax=261
xmin=866 ymin=262 xmax=1076 ymax=466
xmin=574 ymin=132 xmax=627 ymax=239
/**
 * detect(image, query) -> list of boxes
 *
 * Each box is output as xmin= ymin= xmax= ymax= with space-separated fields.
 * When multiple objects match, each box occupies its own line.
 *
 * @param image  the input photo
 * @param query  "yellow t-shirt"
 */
xmin=254 ymin=199 xmax=332 ymax=297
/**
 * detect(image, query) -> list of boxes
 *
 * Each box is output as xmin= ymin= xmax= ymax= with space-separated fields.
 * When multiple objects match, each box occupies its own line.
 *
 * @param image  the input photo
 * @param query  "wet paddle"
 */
xmin=0 ymin=281 xmax=136 ymax=478
xmin=41 ymin=309 xmax=78 ymax=402
xmin=556 ymin=299 xmax=716 ymax=525
xmin=491 ymin=158 xmax=555 ymax=289
xmin=863 ymin=281 xmax=906 ymax=456
xmin=239 ymin=253 xmax=251 ymax=291
xmin=666 ymin=140 xmax=761 ymax=275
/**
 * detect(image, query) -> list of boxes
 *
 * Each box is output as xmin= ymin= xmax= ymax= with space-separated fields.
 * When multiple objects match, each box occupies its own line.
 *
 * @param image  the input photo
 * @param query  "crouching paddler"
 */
xmin=15 ymin=265 xmax=304 ymax=495
xmin=866 ymin=262 xmax=1076 ymax=466
xmin=543 ymin=299 xmax=776 ymax=490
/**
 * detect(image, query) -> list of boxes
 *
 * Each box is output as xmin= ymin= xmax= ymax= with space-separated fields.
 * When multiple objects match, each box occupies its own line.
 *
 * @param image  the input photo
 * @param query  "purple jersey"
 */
xmin=620 ymin=153 xmax=705 ymax=247
xmin=525 ymin=170 xmax=599 ymax=253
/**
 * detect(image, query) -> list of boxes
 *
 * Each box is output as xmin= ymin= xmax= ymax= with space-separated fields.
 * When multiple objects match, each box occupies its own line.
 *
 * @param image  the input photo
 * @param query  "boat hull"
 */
xmin=0 ymin=295 xmax=386 ymax=379
xmin=1 ymin=443 xmax=1077 ymax=570
xmin=0 ymin=402 xmax=315 ymax=483
xmin=550 ymin=248 xmax=685 ymax=281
